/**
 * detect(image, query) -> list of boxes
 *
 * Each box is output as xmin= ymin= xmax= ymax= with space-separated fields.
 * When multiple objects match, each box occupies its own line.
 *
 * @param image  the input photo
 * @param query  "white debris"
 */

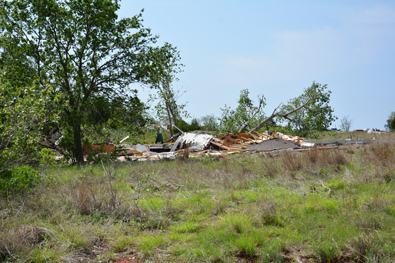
xmin=171 ymin=133 xmax=214 ymax=152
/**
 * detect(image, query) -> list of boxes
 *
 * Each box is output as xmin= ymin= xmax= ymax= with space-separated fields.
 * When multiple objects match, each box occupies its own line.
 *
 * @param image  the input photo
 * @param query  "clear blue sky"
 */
xmin=118 ymin=0 xmax=395 ymax=130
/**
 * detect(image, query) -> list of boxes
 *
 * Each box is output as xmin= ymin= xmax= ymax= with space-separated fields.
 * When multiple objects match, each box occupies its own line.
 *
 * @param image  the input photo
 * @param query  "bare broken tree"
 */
xmin=150 ymin=78 xmax=188 ymax=136
xmin=237 ymin=95 xmax=266 ymax=133
xmin=248 ymin=96 xmax=313 ymax=133
xmin=340 ymin=116 xmax=353 ymax=132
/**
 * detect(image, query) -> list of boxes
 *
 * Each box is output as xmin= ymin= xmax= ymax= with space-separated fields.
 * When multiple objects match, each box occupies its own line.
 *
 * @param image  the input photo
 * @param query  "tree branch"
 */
xmin=249 ymin=103 xmax=282 ymax=133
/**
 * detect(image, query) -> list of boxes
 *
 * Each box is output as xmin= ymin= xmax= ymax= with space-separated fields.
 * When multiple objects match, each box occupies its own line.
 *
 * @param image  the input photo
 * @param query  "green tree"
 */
xmin=84 ymin=95 xmax=147 ymax=130
xmin=0 ymin=72 xmax=58 ymax=175
xmin=0 ymin=0 xmax=178 ymax=164
xmin=199 ymin=114 xmax=219 ymax=131
xmin=148 ymin=43 xmax=185 ymax=136
xmin=276 ymin=82 xmax=336 ymax=136
xmin=189 ymin=118 xmax=200 ymax=131
xmin=385 ymin=111 xmax=395 ymax=131
xmin=220 ymin=89 xmax=266 ymax=133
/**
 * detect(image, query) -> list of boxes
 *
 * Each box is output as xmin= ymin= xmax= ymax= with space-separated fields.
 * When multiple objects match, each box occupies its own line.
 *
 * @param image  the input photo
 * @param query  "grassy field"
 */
xmin=1 ymin=132 xmax=395 ymax=262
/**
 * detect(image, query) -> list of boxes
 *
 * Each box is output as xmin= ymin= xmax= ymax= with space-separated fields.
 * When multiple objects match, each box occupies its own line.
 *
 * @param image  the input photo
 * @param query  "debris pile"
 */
xmin=116 ymin=144 xmax=177 ymax=162
xmin=115 ymin=131 xmax=306 ymax=162
xmin=50 ymin=130 xmax=375 ymax=163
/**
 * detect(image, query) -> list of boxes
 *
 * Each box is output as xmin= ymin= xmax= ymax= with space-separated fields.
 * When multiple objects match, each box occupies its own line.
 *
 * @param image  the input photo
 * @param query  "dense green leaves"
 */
xmin=0 ymin=165 xmax=41 ymax=201
xmin=0 ymin=0 xmax=180 ymax=163
xmin=220 ymin=89 xmax=266 ymax=133
xmin=0 ymin=72 xmax=58 ymax=174
xmin=278 ymin=82 xmax=336 ymax=136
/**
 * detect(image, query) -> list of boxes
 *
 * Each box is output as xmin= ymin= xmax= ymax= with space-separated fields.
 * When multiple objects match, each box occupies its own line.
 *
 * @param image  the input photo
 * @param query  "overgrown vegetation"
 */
xmin=1 ymin=133 xmax=394 ymax=262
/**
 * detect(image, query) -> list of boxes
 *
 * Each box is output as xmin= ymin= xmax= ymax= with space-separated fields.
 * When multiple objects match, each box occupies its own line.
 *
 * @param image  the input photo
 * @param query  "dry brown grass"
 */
xmin=280 ymin=152 xmax=304 ymax=172
xmin=362 ymin=142 xmax=395 ymax=166
xmin=0 ymin=225 xmax=54 ymax=260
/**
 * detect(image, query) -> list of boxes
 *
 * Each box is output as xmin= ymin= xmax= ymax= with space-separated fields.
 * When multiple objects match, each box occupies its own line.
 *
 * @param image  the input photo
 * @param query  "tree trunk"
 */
xmin=165 ymin=100 xmax=173 ymax=136
xmin=172 ymin=109 xmax=178 ymax=127
xmin=73 ymin=121 xmax=84 ymax=164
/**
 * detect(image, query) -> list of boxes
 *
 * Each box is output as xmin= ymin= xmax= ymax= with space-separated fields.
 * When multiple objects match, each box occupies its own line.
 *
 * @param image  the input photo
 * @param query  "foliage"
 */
xmin=219 ymin=89 xmax=266 ymax=132
xmin=385 ymin=111 xmax=395 ymax=131
xmin=84 ymin=94 xmax=148 ymax=131
xmin=278 ymin=82 xmax=336 ymax=136
xmin=340 ymin=115 xmax=353 ymax=132
xmin=0 ymin=165 xmax=41 ymax=200
xmin=0 ymin=72 xmax=58 ymax=174
xmin=147 ymin=43 xmax=186 ymax=135
xmin=176 ymin=118 xmax=200 ymax=133
xmin=199 ymin=114 xmax=219 ymax=131
xmin=38 ymin=148 xmax=56 ymax=169
xmin=0 ymin=0 xmax=179 ymax=163
xmin=149 ymin=84 xmax=189 ymax=134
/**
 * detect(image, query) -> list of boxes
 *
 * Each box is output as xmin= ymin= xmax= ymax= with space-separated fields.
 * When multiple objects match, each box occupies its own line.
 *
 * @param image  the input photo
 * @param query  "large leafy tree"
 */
xmin=0 ymin=0 xmax=178 ymax=163
xmin=221 ymin=82 xmax=336 ymax=135
xmin=276 ymin=82 xmax=336 ymax=135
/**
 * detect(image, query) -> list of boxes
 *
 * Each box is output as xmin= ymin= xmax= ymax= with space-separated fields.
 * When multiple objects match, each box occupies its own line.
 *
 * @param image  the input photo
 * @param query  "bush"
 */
xmin=0 ymin=165 xmax=41 ymax=202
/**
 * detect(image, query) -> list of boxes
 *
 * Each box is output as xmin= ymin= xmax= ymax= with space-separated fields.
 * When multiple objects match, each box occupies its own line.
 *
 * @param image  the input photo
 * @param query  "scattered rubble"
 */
xmin=51 ymin=130 xmax=376 ymax=163
xmin=115 ymin=131 xmax=306 ymax=162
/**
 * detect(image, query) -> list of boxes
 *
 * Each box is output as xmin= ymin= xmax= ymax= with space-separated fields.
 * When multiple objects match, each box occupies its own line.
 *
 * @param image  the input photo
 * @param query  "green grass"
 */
xmin=1 ymin=133 xmax=395 ymax=262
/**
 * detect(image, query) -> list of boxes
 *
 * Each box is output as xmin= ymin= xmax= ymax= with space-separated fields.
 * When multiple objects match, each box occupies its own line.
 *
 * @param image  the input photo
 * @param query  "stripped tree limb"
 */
xmin=278 ymin=96 xmax=314 ymax=118
xmin=237 ymin=95 xmax=265 ymax=133
xmin=321 ymin=181 xmax=331 ymax=195
xmin=281 ymin=116 xmax=311 ymax=131
xmin=248 ymin=95 xmax=314 ymax=133
xmin=248 ymin=103 xmax=282 ymax=133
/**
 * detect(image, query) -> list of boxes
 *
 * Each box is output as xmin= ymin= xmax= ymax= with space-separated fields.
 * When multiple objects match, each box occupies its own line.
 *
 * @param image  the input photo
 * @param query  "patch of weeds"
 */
xmin=354 ymin=214 xmax=383 ymax=230
xmin=191 ymin=229 xmax=232 ymax=262
xmin=171 ymin=222 xmax=201 ymax=233
xmin=234 ymin=236 xmax=257 ymax=259
xmin=326 ymin=178 xmax=345 ymax=190
xmin=328 ymin=149 xmax=348 ymax=166
xmin=262 ymin=162 xmax=279 ymax=177
xmin=347 ymin=149 xmax=355 ymax=154
xmin=210 ymin=201 xmax=228 ymax=216
xmin=0 ymin=225 xmax=54 ymax=261
xmin=347 ymin=232 xmax=384 ymax=262
xmin=365 ymin=196 xmax=388 ymax=212
xmin=59 ymin=226 xmax=94 ymax=251
xmin=171 ymin=245 xmax=187 ymax=257
xmin=139 ymin=214 xmax=171 ymax=230
xmin=281 ymin=152 xmax=303 ymax=172
xmin=112 ymin=236 xmax=133 ymax=252
xmin=364 ymin=143 xmax=395 ymax=166
xmin=251 ymin=200 xmax=284 ymax=227
xmin=261 ymin=243 xmax=286 ymax=263
xmin=219 ymin=214 xmax=252 ymax=235
xmin=137 ymin=234 xmax=167 ymax=256
xmin=318 ymin=199 xmax=339 ymax=213
xmin=384 ymin=206 xmax=395 ymax=217
xmin=313 ymin=241 xmax=339 ymax=263
xmin=27 ymin=245 xmax=66 ymax=263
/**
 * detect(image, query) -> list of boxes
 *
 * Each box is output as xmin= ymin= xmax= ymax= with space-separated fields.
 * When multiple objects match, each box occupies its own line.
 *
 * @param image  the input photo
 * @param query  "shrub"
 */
xmin=0 ymin=165 xmax=41 ymax=202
